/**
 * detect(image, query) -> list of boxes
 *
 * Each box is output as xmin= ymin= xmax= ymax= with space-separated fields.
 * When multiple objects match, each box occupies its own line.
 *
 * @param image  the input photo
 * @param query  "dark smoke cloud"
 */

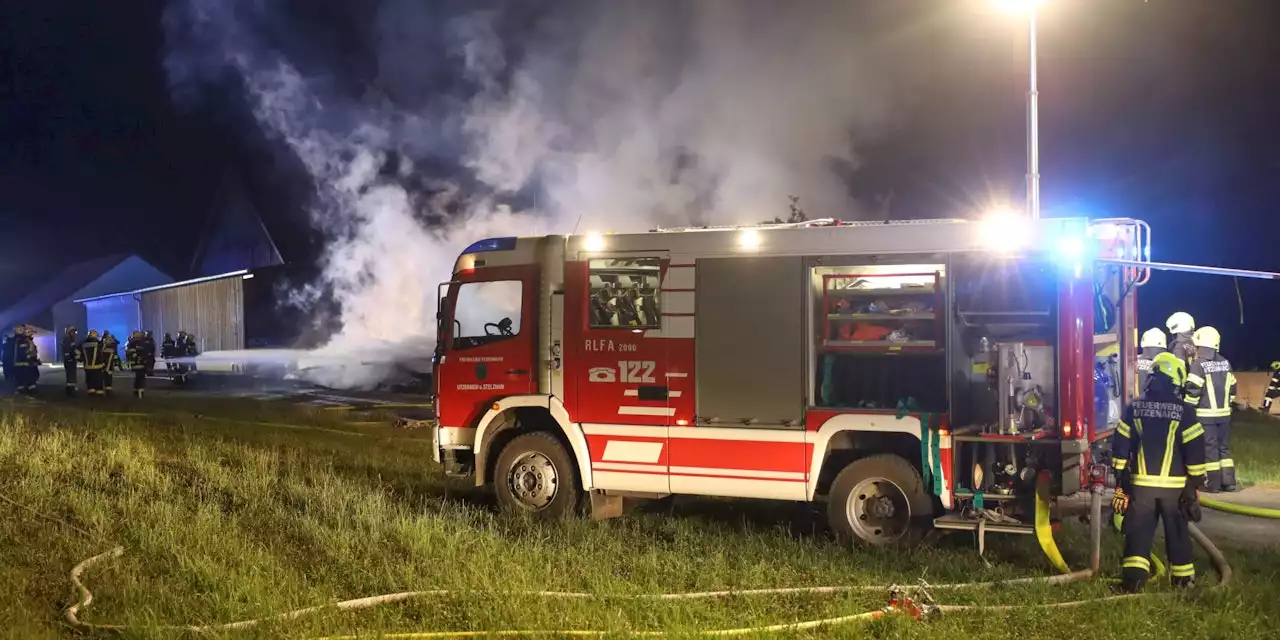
xmin=163 ymin=0 xmax=898 ymax=388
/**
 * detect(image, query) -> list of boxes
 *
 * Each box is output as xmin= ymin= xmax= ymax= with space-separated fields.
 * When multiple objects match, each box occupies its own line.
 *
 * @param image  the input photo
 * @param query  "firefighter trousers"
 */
xmin=14 ymin=364 xmax=37 ymax=392
xmin=1122 ymin=486 xmax=1194 ymax=591
xmin=133 ymin=370 xmax=146 ymax=398
xmin=1202 ymin=418 xmax=1236 ymax=490
xmin=103 ymin=367 xmax=114 ymax=393
xmin=63 ymin=360 xmax=78 ymax=393
xmin=84 ymin=368 xmax=105 ymax=396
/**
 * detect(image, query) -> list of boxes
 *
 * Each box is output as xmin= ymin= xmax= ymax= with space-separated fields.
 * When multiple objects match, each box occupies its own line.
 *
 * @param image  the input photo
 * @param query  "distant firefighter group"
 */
xmin=0 ymin=325 xmax=200 ymax=398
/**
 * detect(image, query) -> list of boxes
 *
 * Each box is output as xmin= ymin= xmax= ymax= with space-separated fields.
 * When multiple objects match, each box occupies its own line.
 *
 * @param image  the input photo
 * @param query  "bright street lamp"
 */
xmin=995 ymin=0 xmax=1044 ymax=221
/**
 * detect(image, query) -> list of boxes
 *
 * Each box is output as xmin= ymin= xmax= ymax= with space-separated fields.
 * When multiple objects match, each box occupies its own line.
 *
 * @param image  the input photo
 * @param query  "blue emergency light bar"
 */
xmin=461 ymin=237 xmax=518 ymax=254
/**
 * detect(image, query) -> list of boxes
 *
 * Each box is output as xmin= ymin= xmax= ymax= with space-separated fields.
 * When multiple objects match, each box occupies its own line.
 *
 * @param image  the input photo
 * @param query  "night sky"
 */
xmin=2 ymin=1 xmax=1278 ymax=365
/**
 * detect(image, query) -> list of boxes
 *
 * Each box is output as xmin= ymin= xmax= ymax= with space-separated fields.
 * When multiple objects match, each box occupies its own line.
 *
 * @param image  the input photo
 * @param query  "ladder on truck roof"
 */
xmin=650 ymin=217 xmax=968 ymax=233
xmin=1100 ymin=258 xmax=1280 ymax=281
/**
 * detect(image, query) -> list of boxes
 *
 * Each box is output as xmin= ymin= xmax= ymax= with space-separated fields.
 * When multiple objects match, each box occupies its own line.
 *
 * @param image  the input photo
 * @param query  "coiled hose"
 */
xmin=60 ymin=491 xmax=1234 ymax=638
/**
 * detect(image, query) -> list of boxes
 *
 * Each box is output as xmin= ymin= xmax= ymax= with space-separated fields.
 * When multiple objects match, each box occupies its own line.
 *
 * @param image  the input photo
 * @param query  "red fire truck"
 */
xmin=432 ymin=215 xmax=1154 ymax=545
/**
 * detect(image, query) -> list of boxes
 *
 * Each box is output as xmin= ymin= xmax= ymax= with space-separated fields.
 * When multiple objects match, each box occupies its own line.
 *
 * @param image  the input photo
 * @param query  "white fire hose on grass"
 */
xmin=54 ymin=488 xmax=1233 ymax=638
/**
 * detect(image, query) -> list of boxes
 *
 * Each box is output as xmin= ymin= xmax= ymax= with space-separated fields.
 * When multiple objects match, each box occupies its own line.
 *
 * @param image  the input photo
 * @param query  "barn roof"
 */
xmin=0 ymin=254 xmax=150 ymax=329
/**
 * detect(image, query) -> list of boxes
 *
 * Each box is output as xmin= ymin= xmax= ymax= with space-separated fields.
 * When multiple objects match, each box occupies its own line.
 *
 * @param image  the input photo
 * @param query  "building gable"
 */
xmin=191 ymin=171 xmax=285 ymax=277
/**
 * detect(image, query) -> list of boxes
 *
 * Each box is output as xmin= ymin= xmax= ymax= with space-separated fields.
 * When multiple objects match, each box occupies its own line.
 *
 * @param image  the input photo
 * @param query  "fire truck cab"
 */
xmin=433 ymin=215 xmax=1149 ymax=545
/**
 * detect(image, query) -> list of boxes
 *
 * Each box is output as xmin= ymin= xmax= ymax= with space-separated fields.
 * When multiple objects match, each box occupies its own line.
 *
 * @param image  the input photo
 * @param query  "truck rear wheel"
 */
xmin=827 ymin=454 xmax=932 ymax=546
xmin=494 ymin=432 xmax=582 ymax=519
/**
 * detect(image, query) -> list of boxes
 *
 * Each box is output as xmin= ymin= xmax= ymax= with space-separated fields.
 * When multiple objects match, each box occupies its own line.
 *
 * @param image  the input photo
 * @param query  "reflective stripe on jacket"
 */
xmin=1112 ymin=398 xmax=1207 ymax=488
xmin=1186 ymin=351 xmax=1236 ymax=419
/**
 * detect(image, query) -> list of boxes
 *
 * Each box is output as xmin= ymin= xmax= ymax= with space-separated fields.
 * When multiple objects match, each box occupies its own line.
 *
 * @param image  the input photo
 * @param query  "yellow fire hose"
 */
xmin=54 ymin=480 xmax=1233 ymax=638
xmin=1034 ymin=471 xmax=1071 ymax=574
xmin=1201 ymin=496 xmax=1280 ymax=519
xmin=1038 ymin=473 xmax=1185 ymax=585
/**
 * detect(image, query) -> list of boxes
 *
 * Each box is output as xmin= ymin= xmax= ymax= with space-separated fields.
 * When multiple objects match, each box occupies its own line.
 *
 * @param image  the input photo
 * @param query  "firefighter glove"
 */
xmin=1112 ymin=487 xmax=1129 ymax=516
xmin=1180 ymin=482 xmax=1202 ymax=523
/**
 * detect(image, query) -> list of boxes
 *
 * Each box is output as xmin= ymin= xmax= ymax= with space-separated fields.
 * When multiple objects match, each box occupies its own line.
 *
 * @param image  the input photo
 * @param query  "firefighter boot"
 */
xmin=1119 ymin=568 xmax=1148 ymax=593
xmin=1172 ymin=575 xmax=1196 ymax=589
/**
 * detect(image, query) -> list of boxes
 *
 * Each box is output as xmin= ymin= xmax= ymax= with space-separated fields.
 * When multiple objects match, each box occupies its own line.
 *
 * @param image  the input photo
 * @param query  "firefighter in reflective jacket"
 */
xmin=1184 ymin=326 xmax=1238 ymax=492
xmin=62 ymin=325 xmax=80 ymax=395
xmin=101 ymin=330 xmax=120 ymax=395
xmin=1166 ymin=312 xmax=1197 ymax=365
xmin=78 ymin=330 xmax=108 ymax=396
xmin=1135 ymin=328 xmax=1167 ymax=393
xmin=142 ymin=331 xmax=157 ymax=374
xmin=1111 ymin=352 xmax=1205 ymax=592
xmin=13 ymin=325 xmax=40 ymax=393
xmin=125 ymin=331 xmax=150 ymax=398
xmin=161 ymin=333 xmax=176 ymax=377
xmin=1263 ymin=361 xmax=1280 ymax=412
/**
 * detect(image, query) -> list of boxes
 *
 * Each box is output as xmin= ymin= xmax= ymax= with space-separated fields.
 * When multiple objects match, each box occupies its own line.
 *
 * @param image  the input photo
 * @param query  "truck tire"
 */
xmin=827 ymin=454 xmax=932 ymax=546
xmin=494 ymin=432 xmax=582 ymax=519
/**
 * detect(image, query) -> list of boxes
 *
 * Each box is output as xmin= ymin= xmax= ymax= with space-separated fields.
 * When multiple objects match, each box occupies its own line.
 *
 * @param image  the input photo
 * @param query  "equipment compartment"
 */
xmin=821 ymin=271 xmax=942 ymax=351
xmin=811 ymin=264 xmax=947 ymax=412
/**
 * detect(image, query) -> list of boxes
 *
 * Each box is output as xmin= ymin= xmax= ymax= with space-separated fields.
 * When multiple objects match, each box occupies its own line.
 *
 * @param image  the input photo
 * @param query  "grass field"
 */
xmin=1231 ymin=413 xmax=1280 ymax=488
xmin=2 ymin=396 xmax=1279 ymax=639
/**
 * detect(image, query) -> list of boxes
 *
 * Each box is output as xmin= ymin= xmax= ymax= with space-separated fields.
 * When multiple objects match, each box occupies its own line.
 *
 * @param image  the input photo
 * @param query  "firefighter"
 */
xmin=172 ymin=331 xmax=198 ymax=383
xmin=13 ymin=325 xmax=41 ymax=393
xmin=125 ymin=331 xmax=149 ymax=398
xmin=1184 ymin=326 xmax=1238 ymax=492
xmin=183 ymin=332 xmax=199 ymax=360
xmin=171 ymin=331 xmax=190 ymax=384
xmin=101 ymin=330 xmax=120 ymax=396
xmin=162 ymin=332 xmax=176 ymax=378
xmin=78 ymin=330 xmax=107 ymax=396
xmin=1166 ymin=312 xmax=1196 ymax=365
xmin=1 ymin=329 xmax=14 ymax=390
xmin=1111 ymin=352 xmax=1205 ymax=592
xmin=62 ymin=325 xmax=80 ymax=395
xmin=1135 ymin=328 xmax=1167 ymax=393
xmin=142 ymin=330 xmax=157 ymax=374
xmin=1264 ymin=361 xmax=1280 ymax=412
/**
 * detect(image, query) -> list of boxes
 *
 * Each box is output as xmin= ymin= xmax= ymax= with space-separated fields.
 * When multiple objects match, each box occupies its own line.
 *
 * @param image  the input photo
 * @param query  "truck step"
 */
xmin=932 ymin=515 xmax=1035 ymax=535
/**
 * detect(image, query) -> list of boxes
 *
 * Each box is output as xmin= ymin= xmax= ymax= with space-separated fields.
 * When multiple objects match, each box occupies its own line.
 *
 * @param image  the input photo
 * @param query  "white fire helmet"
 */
xmin=1140 ymin=328 xmax=1167 ymax=349
xmin=1166 ymin=311 xmax=1195 ymax=335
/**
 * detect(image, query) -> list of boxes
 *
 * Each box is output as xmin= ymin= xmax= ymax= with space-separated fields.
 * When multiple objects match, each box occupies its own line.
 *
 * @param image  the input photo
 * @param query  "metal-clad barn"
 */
xmin=77 ymin=270 xmax=251 ymax=353
xmin=76 ymin=264 xmax=329 ymax=354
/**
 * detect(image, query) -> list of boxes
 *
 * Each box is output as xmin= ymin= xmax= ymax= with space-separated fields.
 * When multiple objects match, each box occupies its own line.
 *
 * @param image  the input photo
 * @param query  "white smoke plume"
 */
xmin=162 ymin=0 xmax=896 ymax=389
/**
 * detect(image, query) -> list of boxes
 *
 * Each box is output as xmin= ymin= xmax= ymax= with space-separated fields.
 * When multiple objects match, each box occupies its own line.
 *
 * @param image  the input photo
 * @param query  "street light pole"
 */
xmin=1025 ymin=7 xmax=1041 ymax=221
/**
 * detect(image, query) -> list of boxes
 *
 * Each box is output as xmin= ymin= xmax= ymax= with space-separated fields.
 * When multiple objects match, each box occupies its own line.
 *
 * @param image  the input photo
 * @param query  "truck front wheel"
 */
xmin=494 ymin=432 xmax=582 ymax=519
xmin=827 ymin=454 xmax=932 ymax=546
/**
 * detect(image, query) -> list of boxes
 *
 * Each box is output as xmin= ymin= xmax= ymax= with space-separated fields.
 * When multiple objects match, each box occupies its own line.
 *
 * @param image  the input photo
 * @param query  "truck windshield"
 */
xmin=449 ymin=280 xmax=523 ymax=350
